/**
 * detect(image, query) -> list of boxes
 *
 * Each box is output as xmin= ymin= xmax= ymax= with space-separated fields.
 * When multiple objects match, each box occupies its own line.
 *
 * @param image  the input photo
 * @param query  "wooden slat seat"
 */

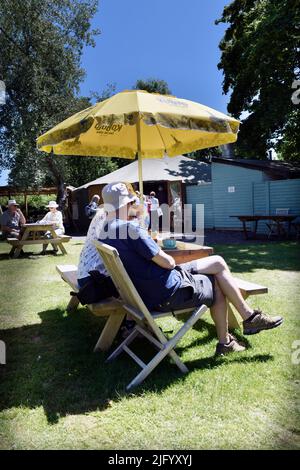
xmin=56 ymin=264 xmax=79 ymax=291
xmin=226 ymin=277 xmax=268 ymax=329
xmin=233 ymin=278 xmax=268 ymax=296
xmin=7 ymin=235 xmax=71 ymax=246
xmin=7 ymin=232 xmax=71 ymax=258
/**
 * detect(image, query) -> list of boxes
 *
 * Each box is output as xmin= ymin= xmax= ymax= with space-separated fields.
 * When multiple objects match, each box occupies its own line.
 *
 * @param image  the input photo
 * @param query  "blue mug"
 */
xmin=162 ymin=238 xmax=177 ymax=249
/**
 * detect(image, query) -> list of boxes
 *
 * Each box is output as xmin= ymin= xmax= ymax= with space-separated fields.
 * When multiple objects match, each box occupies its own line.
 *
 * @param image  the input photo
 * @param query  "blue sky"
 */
xmin=0 ymin=0 xmax=230 ymax=185
xmin=80 ymin=0 xmax=229 ymax=109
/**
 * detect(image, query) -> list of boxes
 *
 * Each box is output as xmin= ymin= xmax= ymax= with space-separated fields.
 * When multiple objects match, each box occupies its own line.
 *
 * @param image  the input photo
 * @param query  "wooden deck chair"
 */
xmin=94 ymin=240 xmax=208 ymax=391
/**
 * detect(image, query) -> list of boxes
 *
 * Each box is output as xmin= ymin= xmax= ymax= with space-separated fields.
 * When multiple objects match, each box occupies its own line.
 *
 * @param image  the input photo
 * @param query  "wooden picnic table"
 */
xmin=58 ymin=239 xmax=268 ymax=349
xmin=7 ymin=223 xmax=71 ymax=258
xmin=159 ymin=240 xmax=214 ymax=264
xmin=230 ymin=214 xmax=296 ymax=239
xmin=57 ymin=242 xmax=215 ymax=351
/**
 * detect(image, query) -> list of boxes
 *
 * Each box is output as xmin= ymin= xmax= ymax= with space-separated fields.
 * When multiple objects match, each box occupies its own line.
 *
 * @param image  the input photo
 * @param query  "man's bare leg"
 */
xmin=191 ymin=255 xmax=283 ymax=335
xmin=209 ymin=279 xmax=229 ymax=343
xmin=209 ymin=279 xmax=246 ymax=355
xmin=193 ymin=255 xmax=253 ymax=320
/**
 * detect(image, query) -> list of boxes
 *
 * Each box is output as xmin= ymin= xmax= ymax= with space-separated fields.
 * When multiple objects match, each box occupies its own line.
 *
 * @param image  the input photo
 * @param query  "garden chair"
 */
xmin=94 ymin=240 xmax=208 ymax=391
xmin=266 ymin=208 xmax=289 ymax=239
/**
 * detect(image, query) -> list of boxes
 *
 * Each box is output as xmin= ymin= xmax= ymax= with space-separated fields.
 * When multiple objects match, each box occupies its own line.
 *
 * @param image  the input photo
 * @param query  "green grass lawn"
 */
xmin=0 ymin=238 xmax=299 ymax=450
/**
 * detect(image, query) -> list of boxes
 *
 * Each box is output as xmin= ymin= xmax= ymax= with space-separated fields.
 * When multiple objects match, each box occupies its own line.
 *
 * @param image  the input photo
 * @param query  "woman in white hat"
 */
xmin=38 ymin=200 xmax=65 ymax=242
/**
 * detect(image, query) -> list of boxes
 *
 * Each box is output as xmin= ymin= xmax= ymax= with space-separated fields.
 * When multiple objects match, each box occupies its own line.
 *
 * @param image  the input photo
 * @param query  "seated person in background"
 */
xmin=39 ymin=201 xmax=64 ymax=246
xmin=99 ymin=182 xmax=283 ymax=356
xmin=1 ymin=199 xmax=26 ymax=239
xmin=85 ymin=195 xmax=100 ymax=220
xmin=78 ymin=187 xmax=136 ymax=337
xmin=77 ymin=207 xmax=108 ymax=288
xmin=78 ymin=183 xmax=139 ymax=288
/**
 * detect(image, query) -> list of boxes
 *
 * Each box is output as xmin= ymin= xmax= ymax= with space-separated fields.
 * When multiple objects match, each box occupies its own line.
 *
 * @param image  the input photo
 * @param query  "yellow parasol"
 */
xmin=37 ymin=90 xmax=239 ymax=194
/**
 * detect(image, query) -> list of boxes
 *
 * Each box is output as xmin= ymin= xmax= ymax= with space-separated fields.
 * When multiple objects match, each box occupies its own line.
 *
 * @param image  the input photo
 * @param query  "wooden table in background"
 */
xmin=7 ymin=223 xmax=71 ymax=258
xmin=159 ymin=240 xmax=214 ymax=264
xmin=230 ymin=215 xmax=296 ymax=239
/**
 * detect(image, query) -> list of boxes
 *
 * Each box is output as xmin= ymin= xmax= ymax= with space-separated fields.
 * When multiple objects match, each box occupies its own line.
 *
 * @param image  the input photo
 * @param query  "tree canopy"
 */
xmin=133 ymin=78 xmax=172 ymax=95
xmin=0 ymin=0 xmax=119 ymax=192
xmin=216 ymin=0 xmax=300 ymax=160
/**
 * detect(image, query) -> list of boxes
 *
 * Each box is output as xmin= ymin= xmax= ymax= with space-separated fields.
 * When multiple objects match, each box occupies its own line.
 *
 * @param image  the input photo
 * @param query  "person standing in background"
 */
xmin=149 ymin=191 xmax=161 ymax=233
xmin=85 ymin=195 xmax=100 ymax=219
xmin=134 ymin=190 xmax=150 ymax=230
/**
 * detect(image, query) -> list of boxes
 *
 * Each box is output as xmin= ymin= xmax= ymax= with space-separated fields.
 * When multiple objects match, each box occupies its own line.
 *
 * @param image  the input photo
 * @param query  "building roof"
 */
xmin=74 ymin=155 xmax=211 ymax=191
xmin=212 ymin=157 xmax=300 ymax=179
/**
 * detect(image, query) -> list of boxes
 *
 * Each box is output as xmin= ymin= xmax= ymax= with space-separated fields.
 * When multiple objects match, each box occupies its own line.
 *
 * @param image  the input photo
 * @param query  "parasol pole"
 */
xmin=136 ymin=116 xmax=143 ymax=196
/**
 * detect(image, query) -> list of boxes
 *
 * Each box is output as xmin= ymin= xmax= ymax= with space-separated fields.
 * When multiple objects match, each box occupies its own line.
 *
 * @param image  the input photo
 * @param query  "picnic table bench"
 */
xmin=56 ymin=264 xmax=127 ymax=352
xmin=57 ymin=258 xmax=268 ymax=351
xmin=7 ymin=223 xmax=71 ymax=258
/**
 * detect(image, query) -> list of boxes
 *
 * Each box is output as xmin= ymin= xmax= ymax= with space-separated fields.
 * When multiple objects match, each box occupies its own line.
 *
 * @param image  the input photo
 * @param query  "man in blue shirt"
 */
xmin=100 ymin=182 xmax=283 ymax=356
xmin=100 ymin=217 xmax=181 ymax=310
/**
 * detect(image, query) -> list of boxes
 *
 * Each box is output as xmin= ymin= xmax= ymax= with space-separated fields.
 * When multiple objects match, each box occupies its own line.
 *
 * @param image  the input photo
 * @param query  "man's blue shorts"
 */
xmin=154 ymin=261 xmax=215 ymax=312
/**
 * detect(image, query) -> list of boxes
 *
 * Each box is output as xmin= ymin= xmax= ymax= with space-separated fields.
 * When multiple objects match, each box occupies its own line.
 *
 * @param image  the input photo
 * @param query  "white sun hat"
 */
xmin=102 ymin=182 xmax=137 ymax=213
xmin=46 ymin=200 xmax=59 ymax=209
xmin=7 ymin=199 xmax=19 ymax=207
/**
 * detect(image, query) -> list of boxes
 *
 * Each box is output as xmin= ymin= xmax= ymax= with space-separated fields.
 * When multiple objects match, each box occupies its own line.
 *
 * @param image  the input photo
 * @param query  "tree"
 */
xmin=46 ymin=85 xmax=121 ymax=189
xmin=65 ymin=155 xmax=118 ymax=188
xmin=185 ymin=147 xmax=222 ymax=163
xmin=0 ymin=0 xmax=105 ymax=197
xmin=216 ymin=0 xmax=300 ymax=160
xmin=133 ymin=78 xmax=172 ymax=95
xmin=276 ymin=108 xmax=300 ymax=162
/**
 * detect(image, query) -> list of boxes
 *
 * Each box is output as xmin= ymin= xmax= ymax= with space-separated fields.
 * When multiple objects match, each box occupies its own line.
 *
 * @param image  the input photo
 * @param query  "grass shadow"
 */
xmin=175 ymin=318 xmax=253 ymax=352
xmin=214 ymin=242 xmax=300 ymax=273
xmin=0 ymin=307 xmax=274 ymax=423
xmin=0 ymin=251 xmax=66 ymax=260
xmin=183 ymin=353 xmax=273 ymax=374
xmin=0 ymin=307 xmax=128 ymax=423
xmin=0 ymin=253 xmax=11 ymax=261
